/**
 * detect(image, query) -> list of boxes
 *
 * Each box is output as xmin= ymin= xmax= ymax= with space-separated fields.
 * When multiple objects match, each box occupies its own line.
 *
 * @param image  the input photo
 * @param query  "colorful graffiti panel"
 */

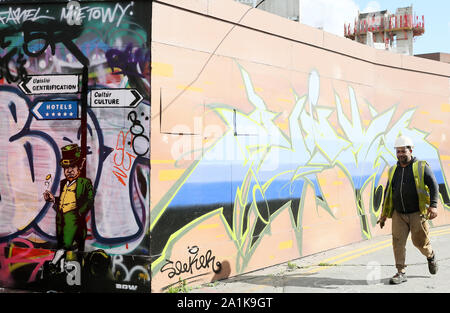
xmin=0 ymin=0 xmax=151 ymax=292
xmin=150 ymin=1 xmax=450 ymax=292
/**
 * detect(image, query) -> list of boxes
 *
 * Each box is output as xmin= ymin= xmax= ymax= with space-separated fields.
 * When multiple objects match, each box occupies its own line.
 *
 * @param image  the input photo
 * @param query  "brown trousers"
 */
xmin=392 ymin=210 xmax=433 ymax=273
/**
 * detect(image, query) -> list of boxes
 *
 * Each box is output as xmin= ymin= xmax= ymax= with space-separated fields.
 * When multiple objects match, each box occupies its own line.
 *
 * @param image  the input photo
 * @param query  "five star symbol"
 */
xmin=43 ymin=109 xmax=75 ymax=118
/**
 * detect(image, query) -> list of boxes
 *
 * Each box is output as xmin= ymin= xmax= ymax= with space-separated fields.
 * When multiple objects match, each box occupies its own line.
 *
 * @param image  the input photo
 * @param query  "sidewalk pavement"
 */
xmin=190 ymin=224 xmax=450 ymax=293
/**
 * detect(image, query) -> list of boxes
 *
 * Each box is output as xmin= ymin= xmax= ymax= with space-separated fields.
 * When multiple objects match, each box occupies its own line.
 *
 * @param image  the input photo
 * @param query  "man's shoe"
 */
xmin=427 ymin=252 xmax=438 ymax=275
xmin=389 ymin=272 xmax=407 ymax=285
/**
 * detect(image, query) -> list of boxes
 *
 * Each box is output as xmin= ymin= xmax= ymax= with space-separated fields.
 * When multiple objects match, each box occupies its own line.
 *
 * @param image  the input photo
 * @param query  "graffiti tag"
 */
xmin=160 ymin=246 xmax=222 ymax=279
xmin=127 ymin=111 xmax=149 ymax=157
xmin=0 ymin=7 xmax=53 ymax=25
xmin=60 ymin=2 xmax=134 ymax=27
xmin=0 ymin=3 xmax=133 ymax=27
xmin=112 ymin=130 xmax=136 ymax=186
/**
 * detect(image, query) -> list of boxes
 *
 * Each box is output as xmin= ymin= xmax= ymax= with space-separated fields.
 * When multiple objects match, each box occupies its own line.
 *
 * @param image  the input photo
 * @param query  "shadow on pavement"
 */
xmin=222 ymin=273 xmax=431 ymax=290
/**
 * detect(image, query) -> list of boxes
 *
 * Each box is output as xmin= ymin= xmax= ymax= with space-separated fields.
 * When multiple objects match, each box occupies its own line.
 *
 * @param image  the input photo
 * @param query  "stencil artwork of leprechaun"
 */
xmin=44 ymin=143 xmax=94 ymax=264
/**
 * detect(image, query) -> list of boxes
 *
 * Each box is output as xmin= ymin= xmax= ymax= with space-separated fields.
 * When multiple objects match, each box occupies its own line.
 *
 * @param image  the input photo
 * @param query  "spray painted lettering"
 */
xmin=60 ymin=2 xmax=134 ymax=27
xmin=113 ymin=130 xmax=136 ymax=186
xmin=0 ymin=7 xmax=53 ymax=25
xmin=0 ymin=3 xmax=133 ymax=27
xmin=160 ymin=246 xmax=222 ymax=279
xmin=127 ymin=111 xmax=149 ymax=157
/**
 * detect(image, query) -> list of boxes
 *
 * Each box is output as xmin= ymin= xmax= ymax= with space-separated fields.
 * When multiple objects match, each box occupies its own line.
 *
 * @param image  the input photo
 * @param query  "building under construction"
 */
xmin=344 ymin=6 xmax=424 ymax=55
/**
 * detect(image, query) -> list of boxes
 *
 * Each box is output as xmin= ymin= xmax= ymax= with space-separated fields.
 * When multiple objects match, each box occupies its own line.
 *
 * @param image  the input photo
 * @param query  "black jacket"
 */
xmin=386 ymin=157 xmax=439 ymax=214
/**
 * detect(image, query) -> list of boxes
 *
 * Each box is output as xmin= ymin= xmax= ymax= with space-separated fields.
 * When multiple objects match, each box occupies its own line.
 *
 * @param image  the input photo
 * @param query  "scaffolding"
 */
xmin=344 ymin=6 xmax=424 ymax=55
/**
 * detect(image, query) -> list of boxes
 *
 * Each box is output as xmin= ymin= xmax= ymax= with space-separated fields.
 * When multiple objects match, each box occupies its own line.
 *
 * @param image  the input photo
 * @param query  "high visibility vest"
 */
xmin=382 ymin=160 xmax=430 ymax=218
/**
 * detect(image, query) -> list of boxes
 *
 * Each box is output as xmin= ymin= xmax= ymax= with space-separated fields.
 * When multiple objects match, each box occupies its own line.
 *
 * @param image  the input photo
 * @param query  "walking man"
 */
xmin=378 ymin=135 xmax=439 ymax=284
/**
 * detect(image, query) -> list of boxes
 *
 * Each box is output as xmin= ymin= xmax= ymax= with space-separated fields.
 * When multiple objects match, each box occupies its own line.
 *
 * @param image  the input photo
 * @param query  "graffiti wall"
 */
xmin=150 ymin=0 xmax=450 ymax=292
xmin=0 ymin=0 xmax=151 ymax=292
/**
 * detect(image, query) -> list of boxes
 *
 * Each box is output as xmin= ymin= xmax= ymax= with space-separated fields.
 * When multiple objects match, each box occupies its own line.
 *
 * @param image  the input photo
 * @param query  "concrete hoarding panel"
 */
xmin=0 ymin=0 xmax=151 ymax=292
xmin=150 ymin=0 xmax=450 ymax=292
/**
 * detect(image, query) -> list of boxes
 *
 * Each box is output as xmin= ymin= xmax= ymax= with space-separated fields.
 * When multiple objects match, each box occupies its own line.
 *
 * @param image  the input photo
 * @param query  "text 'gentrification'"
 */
xmin=31 ymin=78 xmax=77 ymax=92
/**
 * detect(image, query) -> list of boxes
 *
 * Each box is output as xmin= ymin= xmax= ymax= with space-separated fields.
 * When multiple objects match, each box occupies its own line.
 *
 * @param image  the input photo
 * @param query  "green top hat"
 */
xmin=60 ymin=144 xmax=82 ymax=168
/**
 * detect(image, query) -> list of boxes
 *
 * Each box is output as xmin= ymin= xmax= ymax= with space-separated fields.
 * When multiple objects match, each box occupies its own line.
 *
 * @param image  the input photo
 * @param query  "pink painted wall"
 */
xmin=150 ymin=0 xmax=450 ymax=292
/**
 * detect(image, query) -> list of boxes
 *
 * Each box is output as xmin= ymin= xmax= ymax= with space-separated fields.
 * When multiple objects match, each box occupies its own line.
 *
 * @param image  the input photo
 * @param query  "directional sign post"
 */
xmin=89 ymin=88 xmax=143 ymax=108
xmin=19 ymin=74 xmax=80 ymax=95
xmin=31 ymin=100 xmax=79 ymax=120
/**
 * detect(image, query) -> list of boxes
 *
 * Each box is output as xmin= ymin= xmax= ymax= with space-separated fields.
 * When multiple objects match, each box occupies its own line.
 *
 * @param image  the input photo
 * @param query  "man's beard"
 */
xmin=398 ymin=156 xmax=410 ymax=165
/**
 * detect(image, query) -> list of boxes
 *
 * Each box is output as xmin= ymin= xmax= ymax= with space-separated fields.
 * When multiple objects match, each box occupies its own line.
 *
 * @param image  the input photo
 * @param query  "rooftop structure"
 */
xmin=415 ymin=52 xmax=450 ymax=64
xmin=344 ymin=6 xmax=424 ymax=55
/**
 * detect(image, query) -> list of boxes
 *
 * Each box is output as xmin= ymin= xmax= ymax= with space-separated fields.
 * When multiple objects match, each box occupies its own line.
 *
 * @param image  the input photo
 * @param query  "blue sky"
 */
xmin=300 ymin=0 xmax=450 ymax=54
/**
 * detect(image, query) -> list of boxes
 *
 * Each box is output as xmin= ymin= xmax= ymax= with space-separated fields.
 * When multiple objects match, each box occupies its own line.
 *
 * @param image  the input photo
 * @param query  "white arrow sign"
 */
xmin=19 ymin=74 xmax=80 ymax=95
xmin=89 ymin=88 xmax=143 ymax=108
